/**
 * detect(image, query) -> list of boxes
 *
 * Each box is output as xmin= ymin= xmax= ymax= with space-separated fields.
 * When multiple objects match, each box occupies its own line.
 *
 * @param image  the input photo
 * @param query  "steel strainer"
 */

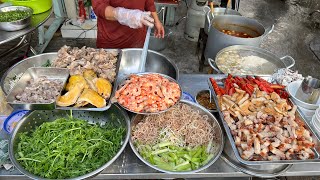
xmin=8 ymin=104 xmax=130 ymax=180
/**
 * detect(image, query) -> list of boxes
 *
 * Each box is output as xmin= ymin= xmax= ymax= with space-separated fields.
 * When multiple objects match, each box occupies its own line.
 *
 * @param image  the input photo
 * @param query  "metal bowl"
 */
xmin=0 ymin=6 xmax=33 ymax=31
xmin=9 ymin=104 xmax=130 ymax=180
xmin=149 ymin=26 xmax=172 ymax=51
xmin=195 ymin=89 xmax=218 ymax=113
xmin=209 ymin=45 xmax=295 ymax=76
xmin=204 ymin=7 xmax=242 ymax=35
xmin=116 ymin=72 xmax=182 ymax=114
xmin=117 ymin=49 xmax=179 ymax=83
xmin=1 ymin=53 xmax=57 ymax=95
xmin=287 ymin=80 xmax=320 ymax=110
xmin=129 ymin=100 xmax=224 ymax=174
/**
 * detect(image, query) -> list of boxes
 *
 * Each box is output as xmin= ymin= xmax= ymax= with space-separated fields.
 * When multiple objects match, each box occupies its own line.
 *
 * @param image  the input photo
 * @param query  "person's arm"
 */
xmin=151 ymin=12 xmax=165 ymax=38
xmin=145 ymin=0 xmax=165 ymax=38
xmin=92 ymin=0 xmax=154 ymax=28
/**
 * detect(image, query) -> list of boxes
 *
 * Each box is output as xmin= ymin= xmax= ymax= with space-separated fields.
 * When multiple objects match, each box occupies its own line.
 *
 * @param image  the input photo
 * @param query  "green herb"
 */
xmin=137 ymin=142 xmax=213 ymax=171
xmin=16 ymin=117 xmax=125 ymax=179
xmin=42 ymin=59 xmax=51 ymax=67
xmin=0 ymin=10 xmax=32 ymax=22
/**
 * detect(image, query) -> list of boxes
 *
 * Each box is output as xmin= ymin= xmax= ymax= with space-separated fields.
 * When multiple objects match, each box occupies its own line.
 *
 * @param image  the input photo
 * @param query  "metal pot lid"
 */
xmin=215 ymin=45 xmax=293 ymax=76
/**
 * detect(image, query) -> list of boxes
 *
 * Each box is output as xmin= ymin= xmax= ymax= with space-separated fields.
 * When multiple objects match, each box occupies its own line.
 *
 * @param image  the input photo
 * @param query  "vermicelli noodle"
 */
xmin=132 ymin=103 xmax=215 ymax=148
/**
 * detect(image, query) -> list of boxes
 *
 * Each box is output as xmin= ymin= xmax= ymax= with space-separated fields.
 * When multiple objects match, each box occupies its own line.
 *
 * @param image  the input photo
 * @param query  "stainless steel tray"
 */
xmin=208 ymin=75 xmax=320 ymax=165
xmin=221 ymin=133 xmax=292 ymax=178
xmin=0 ymin=49 xmax=122 ymax=111
xmin=56 ymin=49 xmax=122 ymax=111
xmin=6 ymin=67 xmax=69 ymax=110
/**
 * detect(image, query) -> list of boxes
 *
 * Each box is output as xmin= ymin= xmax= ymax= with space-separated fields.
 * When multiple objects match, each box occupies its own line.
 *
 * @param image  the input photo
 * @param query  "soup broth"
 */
xmin=220 ymin=29 xmax=254 ymax=38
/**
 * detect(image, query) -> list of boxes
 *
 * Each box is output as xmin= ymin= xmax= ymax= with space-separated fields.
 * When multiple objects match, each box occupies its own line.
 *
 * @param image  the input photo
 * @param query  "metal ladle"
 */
xmin=224 ymin=0 xmax=231 ymax=14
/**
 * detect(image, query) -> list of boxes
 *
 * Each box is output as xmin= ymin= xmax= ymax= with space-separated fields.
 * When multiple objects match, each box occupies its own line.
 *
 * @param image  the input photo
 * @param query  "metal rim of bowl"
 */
xmin=195 ymin=89 xmax=218 ymax=113
xmin=8 ymin=104 xmax=131 ymax=180
xmin=129 ymin=99 xmax=225 ymax=174
xmin=0 ymin=6 xmax=33 ymax=22
xmin=120 ymin=48 xmax=180 ymax=81
xmin=151 ymin=26 xmax=171 ymax=37
xmin=116 ymin=72 xmax=182 ymax=115
xmin=287 ymin=80 xmax=319 ymax=110
xmin=211 ymin=15 xmax=266 ymax=39
xmin=1 ymin=52 xmax=58 ymax=95
xmin=215 ymin=45 xmax=288 ymax=75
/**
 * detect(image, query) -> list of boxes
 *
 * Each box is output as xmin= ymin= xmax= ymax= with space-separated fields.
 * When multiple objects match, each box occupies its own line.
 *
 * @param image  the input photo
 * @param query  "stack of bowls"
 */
xmin=286 ymin=80 xmax=320 ymax=120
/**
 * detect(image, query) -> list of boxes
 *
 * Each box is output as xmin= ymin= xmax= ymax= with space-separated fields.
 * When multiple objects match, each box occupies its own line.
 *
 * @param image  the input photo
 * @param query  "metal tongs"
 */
xmin=138 ymin=26 xmax=151 ymax=72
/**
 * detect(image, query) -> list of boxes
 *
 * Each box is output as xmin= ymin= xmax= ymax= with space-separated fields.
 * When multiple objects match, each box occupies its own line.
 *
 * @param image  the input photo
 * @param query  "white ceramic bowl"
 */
xmin=298 ymin=106 xmax=316 ymax=120
xmin=286 ymin=80 xmax=320 ymax=110
xmin=316 ymin=108 xmax=320 ymax=122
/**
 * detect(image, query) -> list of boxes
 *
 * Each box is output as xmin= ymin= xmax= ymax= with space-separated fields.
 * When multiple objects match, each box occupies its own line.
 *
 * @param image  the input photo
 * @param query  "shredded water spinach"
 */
xmin=16 ymin=117 xmax=125 ymax=179
xmin=41 ymin=59 xmax=51 ymax=67
xmin=0 ymin=10 xmax=32 ymax=22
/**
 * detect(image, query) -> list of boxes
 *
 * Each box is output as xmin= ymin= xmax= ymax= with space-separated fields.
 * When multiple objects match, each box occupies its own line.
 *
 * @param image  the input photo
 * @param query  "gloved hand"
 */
xmin=114 ymin=7 xmax=154 ymax=29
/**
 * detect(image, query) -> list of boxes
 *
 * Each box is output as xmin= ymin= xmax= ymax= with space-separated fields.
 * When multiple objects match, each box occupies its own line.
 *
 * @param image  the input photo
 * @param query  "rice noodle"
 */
xmin=132 ymin=103 xmax=215 ymax=148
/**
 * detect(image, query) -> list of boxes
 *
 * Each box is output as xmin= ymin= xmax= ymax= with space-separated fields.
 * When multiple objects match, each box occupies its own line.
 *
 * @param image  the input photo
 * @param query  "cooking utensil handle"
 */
xmin=280 ymin=55 xmax=295 ymax=69
xmin=208 ymin=58 xmax=222 ymax=73
xmin=205 ymin=6 xmax=214 ymax=33
xmin=264 ymin=24 xmax=274 ymax=36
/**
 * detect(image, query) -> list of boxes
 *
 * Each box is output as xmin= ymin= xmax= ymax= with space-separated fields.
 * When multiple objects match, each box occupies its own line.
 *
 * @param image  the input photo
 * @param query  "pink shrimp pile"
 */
xmin=115 ymin=74 xmax=181 ymax=113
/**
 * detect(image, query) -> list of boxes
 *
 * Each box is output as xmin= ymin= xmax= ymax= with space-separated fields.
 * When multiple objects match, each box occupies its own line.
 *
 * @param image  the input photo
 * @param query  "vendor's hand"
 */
xmin=114 ymin=7 xmax=154 ymax=29
xmin=154 ymin=21 xmax=165 ymax=38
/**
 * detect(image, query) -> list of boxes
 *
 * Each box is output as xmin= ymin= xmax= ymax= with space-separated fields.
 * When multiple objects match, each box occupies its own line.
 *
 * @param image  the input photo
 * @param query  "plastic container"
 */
xmin=182 ymin=92 xmax=196 ymax=103
xmin=3 ymin=0 xmax=52 ymax=14
xmin=3 ymin=110 xmax=28 ymax=134
xmin=0 ymin=116 xmax=7 ymax=131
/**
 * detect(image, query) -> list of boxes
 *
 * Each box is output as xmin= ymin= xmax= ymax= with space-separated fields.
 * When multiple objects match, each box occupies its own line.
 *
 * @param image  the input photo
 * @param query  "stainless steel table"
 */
xmin=0 ymin=9 xmax=52 ymax=45
xmin=0 ymin=8 xmax=52 ymax=59
xmin=2 ymin=74 xmax=320 ymax=179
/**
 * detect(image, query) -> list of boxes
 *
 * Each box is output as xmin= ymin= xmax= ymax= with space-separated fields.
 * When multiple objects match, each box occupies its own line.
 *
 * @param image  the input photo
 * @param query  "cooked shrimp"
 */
xmin=115 ymin=74 xmax=181 ymax=112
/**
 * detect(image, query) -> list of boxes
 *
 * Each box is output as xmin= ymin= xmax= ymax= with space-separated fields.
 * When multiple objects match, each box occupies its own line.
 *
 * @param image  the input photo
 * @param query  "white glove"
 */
xmin=114 ymin=7 xmax=154 ymax=29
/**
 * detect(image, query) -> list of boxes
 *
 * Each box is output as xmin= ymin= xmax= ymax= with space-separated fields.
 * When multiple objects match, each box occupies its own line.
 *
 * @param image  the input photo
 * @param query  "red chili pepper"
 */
xmin=243 ymin=78 xmax=251 ymax=84
xmin=255 ymin=76 xmax=269 ymax=83
xmin=220 ymin=87 xmax=226 ymax=95
xmin=275 ymin=89 xmax=289 ymax=99
xmin=210 ymin=78 xmax=222 ymax=95
xmin=270 ymin=84 xmax=285 ymax=89
xmin=266 ymin=87 xmax=275 ymax=93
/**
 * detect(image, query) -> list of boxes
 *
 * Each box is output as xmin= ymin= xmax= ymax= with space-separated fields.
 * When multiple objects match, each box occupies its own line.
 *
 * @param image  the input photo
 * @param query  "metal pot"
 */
xmin=117 ymin=48 xmax=179 ymax=82
xmin=149 ymin=27 xmax=172 ymax=51
xmin=204 ymin=15 xmax=274 ymax=60
xmin=208 ymin=45 xmax=295 ymax=75
xmin=0 ymin=6 xmax=33 ymax=31
xmin=203 ymin=7 xmax=242 ymax=35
